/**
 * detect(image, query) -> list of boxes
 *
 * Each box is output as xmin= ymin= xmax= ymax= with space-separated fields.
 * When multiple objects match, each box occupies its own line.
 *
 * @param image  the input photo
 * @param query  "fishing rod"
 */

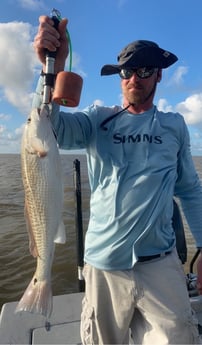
xmin=190 ymin=249 xmax=200 ymax=274
xmin=42 ymin=9 xmax=60 ymax=105
xmin=73 ymin=159 xmax=85 ymax=292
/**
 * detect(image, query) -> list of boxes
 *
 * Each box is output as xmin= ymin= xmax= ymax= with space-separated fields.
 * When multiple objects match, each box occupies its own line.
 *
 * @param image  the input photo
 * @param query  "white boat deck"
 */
xmin=0 ymin=293 xmax=84 ymax=344
xmin=1 ymin=293 xmax=202 ymax=344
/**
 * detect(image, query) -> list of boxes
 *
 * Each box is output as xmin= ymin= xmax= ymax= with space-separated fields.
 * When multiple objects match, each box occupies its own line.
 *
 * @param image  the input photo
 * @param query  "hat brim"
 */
xmin=101 ymin=46 xmax=178 ymax=76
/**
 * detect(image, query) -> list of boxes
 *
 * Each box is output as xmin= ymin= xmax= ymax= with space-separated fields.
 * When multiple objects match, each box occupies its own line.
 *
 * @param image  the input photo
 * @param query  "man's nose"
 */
xmin=129 ymin=71 xmax=140 ymax=81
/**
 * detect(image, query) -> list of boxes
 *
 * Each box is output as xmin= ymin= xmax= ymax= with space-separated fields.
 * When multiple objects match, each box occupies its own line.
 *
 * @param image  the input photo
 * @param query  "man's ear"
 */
xmin=157 ymin=69 xmax=162 ymax=82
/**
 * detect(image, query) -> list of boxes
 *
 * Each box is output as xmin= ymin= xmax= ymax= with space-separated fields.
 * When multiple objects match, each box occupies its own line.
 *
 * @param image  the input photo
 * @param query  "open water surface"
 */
xmin=0 ymin=154 xmax=202 ymax=310
xmin=0 ymin=153 xmax=90 ymax=310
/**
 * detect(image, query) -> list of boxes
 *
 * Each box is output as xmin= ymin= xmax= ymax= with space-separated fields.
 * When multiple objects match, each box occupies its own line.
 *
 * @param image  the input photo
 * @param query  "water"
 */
xmin=0 ymin=153 xmax=90 ymax=310
xmin=0 ymin=154 xmax=202 ymax=311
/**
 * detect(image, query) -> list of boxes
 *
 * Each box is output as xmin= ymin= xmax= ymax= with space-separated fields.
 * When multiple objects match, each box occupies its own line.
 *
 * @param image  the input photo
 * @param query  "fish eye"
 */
xmin=27 ymin=118 xmax=31 ymax=123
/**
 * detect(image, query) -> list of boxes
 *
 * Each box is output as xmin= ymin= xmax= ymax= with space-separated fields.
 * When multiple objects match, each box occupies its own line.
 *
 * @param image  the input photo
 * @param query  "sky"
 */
xmin=0 ymin=0 xmax=202 ymax=155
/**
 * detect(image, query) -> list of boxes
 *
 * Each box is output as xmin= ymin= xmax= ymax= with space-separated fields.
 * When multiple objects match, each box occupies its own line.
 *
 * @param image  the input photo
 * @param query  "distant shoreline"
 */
xmin=0 ymin=152 xmax=201 ymax=158
xmin=0 ymin=151 xmax=87 ymax=156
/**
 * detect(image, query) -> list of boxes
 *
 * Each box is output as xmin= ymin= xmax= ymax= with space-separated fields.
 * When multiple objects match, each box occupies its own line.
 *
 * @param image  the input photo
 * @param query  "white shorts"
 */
xmin=80 ymin=249 xmax=200 ymax=344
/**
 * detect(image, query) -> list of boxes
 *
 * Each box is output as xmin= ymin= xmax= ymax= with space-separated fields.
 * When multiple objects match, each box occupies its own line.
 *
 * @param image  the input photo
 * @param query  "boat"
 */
xmin=1 ymin=261 xmax=202 ymax=344
xmin=0 ymin=292 xmax=84 ymax=344
xmin=1 ymin=160 xmax=202 ymax=344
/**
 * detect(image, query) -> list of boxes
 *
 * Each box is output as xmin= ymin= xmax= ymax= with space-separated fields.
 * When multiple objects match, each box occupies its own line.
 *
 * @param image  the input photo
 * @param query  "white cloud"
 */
xmin=0 ymin=113 xmax=11 ymax=121
xmin=157 ymin=93 xmax=202 ymax=127
xmin=0 ymin=20 xmax=40 ymax=153
xmin=166 ymin=66 xmax=188 ymax=86
xmin=0 ymin=123 xmax=24 ymax=153
xmin=15 ymin=124 xmax=25 ymax=137
xmin=157 ymin=98 xmax=174 ymax=113
xmin=17 ymin=0 xmax=46 ymax=10
xmin=0 ymin=124 xmax=6 ymax=133
xmin=173 ymin=66 xmax=188 ymax=84
xmin=157 ymin=93 xmax=202 ymax=155
xmin=193 ymin=131 xmax=202 ymax=139
xmin=175 ymin=93 xmax=202 ymax=126
xmin=93 ymin=99 xmax=104 ymax=106
xmin=0 ymin=21 xmax=38 ymax=114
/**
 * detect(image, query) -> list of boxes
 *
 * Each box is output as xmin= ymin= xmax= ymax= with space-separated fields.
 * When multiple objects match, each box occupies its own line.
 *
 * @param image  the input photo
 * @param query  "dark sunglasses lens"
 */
xmin=136 ymin=67 xmax=155 ymax=79
xmin=119 ymin=69 xmax=134 ymax=79
xmin=120 ymin=67 xmax=156 ymax=79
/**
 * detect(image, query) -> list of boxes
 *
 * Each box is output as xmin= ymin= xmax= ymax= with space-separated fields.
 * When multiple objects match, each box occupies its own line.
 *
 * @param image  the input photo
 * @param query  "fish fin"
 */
xmin=15 ymin=275 xmax=52 ymax=318
xmin=31 ymin=137 xmax=48 ymax=157
xmin=54 ymin=221 xmax=66 ymax=244
xmin=24 ymin=200 xmax=38 ymax=258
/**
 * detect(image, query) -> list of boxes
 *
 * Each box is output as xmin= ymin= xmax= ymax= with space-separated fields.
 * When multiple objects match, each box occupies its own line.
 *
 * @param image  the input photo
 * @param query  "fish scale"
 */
xmin=15 ymin=105 xmax=66 ymax=317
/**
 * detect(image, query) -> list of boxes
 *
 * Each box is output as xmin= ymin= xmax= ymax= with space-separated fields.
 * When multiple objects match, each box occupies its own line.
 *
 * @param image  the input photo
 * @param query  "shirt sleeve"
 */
xmin=174 ymin=118 xmax=202 ymax=247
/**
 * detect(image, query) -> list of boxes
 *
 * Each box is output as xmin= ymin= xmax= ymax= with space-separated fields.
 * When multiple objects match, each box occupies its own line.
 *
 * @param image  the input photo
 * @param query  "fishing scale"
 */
xmin=42 ymin=8 xmax=83 ymax=107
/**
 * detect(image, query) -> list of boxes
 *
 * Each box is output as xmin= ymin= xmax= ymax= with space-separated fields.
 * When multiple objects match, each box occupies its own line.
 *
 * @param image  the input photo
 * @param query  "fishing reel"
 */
xmin=187 ymin=273 xmax=198 ymax=297
xmin=43 ymin=8 xmax=83 ymax=107
xmin=186 ymin=249 xmax=200 ymax=297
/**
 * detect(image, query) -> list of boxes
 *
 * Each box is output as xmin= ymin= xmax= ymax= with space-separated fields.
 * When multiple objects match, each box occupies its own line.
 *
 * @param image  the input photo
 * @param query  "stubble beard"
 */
xmin=124 ymin=81 xmax=157 ymax=107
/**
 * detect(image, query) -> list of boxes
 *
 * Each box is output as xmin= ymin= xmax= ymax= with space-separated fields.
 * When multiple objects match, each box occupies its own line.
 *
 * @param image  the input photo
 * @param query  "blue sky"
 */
xmin=0 ymin=0 xmax=202 ymax=155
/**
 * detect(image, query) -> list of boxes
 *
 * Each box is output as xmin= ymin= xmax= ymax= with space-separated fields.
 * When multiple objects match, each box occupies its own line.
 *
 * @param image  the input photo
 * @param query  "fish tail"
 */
xmin=15 ymin=275 xmax=52 ymax=318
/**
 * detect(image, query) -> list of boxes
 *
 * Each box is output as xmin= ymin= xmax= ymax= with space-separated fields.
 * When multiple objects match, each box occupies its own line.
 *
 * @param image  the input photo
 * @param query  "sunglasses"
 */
xmin=119 ymin=67 xmax=158 ymax=80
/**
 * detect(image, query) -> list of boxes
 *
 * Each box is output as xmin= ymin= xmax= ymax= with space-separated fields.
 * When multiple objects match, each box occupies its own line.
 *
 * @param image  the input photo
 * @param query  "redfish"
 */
xmin=16 ymin=105 xmax=66 ymax=317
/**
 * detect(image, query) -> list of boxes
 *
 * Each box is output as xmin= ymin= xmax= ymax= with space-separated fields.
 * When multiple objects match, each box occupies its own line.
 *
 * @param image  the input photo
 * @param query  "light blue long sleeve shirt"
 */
xmin=33 ymin=77 xmax=202 ymax=270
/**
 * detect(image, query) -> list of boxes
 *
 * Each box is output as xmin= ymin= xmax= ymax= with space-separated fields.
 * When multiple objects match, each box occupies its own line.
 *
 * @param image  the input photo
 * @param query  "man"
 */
xmin=33 ymin=15 xmax=202 ymax=344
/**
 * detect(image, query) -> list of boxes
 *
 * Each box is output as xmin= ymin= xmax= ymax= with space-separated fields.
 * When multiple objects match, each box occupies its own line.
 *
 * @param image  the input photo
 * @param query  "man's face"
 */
xmin=121 ymin=68 xmax=162 ymax=106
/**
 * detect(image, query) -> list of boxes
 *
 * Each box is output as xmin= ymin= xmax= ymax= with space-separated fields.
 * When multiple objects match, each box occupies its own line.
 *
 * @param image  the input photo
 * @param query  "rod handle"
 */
xmin=45 ymin=15 xmax=60 ymax=59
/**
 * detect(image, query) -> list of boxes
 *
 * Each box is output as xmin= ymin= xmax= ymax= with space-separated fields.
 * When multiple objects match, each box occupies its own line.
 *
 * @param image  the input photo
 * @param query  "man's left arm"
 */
xmin=174 ymin=120 xmax=202 ymax=292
